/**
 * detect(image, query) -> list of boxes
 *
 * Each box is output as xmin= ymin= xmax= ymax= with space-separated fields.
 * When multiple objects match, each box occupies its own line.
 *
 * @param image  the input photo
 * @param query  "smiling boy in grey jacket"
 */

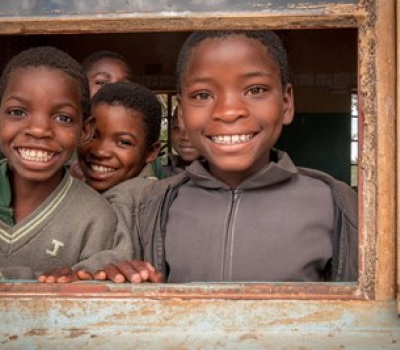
xmin=52 ymin=30 xmax=358 ymax=284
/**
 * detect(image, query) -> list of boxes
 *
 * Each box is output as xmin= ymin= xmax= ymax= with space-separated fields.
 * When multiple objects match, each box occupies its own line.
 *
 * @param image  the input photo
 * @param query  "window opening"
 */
xmin=351 ymin=92 xmax=358 ymax=190
xmin=156 ymin=92 xmax=178 ymax=166
xmin=0 ymin=27 xmax=368 ymax=300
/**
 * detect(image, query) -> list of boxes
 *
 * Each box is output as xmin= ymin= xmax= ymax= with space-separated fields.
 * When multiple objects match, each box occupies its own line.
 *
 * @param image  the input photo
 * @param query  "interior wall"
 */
xmin=288 ymin=29 xmax=357 ymax=113
xmin=0 ymin=28 xmax=357 ymax=107
xmin=0 ymin=29 xmax=357 ymax=183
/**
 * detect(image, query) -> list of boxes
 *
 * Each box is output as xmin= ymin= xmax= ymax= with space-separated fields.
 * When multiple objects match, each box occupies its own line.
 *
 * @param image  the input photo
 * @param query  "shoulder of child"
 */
xmin=102 ymin=176 xmax=157 ymax=205
xmin=297 ymin=166 xmax=357 ymax=226
xmin=140 ymin=171 xmax=188 ymax=203
xmin=69 ymin=176 xmax=117 ymax=219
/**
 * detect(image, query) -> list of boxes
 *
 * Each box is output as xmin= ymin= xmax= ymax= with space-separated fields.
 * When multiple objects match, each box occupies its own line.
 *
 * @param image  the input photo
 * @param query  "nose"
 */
xmin=89 ymin=139 xmax=112 ymax=159
xmin=25 ymin=114 xmax=53 ymax=139
xmin=180 ymin=127 xmax=190 ymax=141
xmin=212 ymin=94 xmax=249 ymax=123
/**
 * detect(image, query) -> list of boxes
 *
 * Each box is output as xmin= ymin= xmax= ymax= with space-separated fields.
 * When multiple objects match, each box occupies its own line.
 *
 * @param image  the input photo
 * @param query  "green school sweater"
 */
xmin=0 ymin=160 xmax=117 ymax=279
xmin=0 ymin=161 xmax=13 ymax=226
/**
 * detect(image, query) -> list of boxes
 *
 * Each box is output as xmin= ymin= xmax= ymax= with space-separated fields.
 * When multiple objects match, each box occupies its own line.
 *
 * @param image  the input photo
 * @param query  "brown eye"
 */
xmin=95 ymin=80 xmax=107 ymax=86
xmin=55 ymin=114 xmax=73 ymax=124
xmin=117 ymin=139 xmax=132 ymax=146
xmin=194 ymin=92 xmax=210 ymax=100
xmin=246 ymin=86 xmax=267 ymax=95
xmin=8 ymin=108 xmax=25 ymax=117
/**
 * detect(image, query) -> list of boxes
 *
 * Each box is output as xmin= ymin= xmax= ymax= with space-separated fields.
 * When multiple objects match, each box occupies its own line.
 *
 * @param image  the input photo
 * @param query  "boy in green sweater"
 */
xmin=0 ymin=46 xmax=118 ymax=280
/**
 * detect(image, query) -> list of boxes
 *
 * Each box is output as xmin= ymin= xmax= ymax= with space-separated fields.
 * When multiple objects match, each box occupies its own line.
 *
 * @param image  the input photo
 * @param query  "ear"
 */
xmin=282 ymin=84 xmax=295 ymax=126
xmin=78 ymin=116 xmax=95 ymax=146
xmin=145 ymin=141 xmax=161 ymax=164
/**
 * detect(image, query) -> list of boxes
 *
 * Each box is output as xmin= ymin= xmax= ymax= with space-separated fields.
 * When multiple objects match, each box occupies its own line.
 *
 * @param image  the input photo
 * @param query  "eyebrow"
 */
xmin=3 ymin=95 xmax=26 ymax=104
xmin=113 ymin=131 xmax=138 ymax=140
xmin=185 ymin=71 xmax=273 ymax=85
xmin=4 ymin=95 xmax=80 ymax=112
xmin=242 ymin=71 xmax=273 ymax=78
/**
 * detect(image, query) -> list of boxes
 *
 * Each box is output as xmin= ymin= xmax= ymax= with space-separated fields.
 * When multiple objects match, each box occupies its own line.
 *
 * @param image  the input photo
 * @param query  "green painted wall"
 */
xmin=276 ymin=113 xmax=351 ymax=184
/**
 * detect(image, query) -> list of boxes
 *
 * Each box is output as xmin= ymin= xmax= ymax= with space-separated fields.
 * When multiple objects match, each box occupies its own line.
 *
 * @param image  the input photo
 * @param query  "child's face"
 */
xmin=87 ymin=58 xmax=131 ymax=97
xmin=171 ymin=112 xmax=201 ymax=163
xmin=0 ymin=66 xmax=83 ymax=184
xmin=78 ymin=104 xmax=156 ymax=192
xmin=179 ymin=35 xmax=294 ymax=188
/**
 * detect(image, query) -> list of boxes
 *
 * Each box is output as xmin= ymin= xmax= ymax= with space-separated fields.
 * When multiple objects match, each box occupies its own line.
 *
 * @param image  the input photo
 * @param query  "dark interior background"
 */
xmin=0 ymin=29 xmax=358 ymax=184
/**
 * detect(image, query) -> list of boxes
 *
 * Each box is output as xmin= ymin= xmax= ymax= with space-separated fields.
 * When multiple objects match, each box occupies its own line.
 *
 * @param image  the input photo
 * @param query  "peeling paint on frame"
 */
xmin=0 ymin=0 xmax=398 ymax=347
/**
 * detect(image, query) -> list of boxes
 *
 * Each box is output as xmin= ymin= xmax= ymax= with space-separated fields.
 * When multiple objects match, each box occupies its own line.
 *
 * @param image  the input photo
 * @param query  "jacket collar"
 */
xmin=185 ymin=149 xmax=298 ymax=190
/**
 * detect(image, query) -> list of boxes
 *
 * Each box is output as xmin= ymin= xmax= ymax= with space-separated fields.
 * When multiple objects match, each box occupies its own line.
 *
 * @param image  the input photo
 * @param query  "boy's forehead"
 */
xmin=8 ymin=67 xmax=82 ymax=101
xmin=93 ymin=103 xmax=145 ymax=121
xmin=184 ymin=35 xmax=275 ymax=77
xmin=190 ymin=35 xmax=269 ymax=65
xmin=9 ymin=66 xmax=76 ymax=87
xmin=89 ymin=57 xmax=126 ymax=71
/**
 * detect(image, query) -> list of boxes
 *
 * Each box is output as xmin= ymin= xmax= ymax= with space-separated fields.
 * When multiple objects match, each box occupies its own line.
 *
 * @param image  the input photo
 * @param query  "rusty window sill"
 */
xmin=0 ymin=281 xmax=363 ymax=300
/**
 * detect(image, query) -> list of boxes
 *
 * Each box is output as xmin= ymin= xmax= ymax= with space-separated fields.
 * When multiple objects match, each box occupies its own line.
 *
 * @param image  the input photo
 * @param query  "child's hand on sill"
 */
xmin=37 ymin=267 xmax=93 ymax=283
xmin=94 ymin=260 xmax=164 ymax=284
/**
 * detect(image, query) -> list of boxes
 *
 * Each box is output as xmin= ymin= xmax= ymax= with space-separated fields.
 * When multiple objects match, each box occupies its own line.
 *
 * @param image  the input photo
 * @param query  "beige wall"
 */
xmin=0 ymin=29 xmax=357 ymax=113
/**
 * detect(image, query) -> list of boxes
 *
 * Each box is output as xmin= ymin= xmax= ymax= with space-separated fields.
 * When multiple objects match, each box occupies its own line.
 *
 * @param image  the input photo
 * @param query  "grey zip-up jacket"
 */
xmin=135 ymin=150 xmax=357 ymax=282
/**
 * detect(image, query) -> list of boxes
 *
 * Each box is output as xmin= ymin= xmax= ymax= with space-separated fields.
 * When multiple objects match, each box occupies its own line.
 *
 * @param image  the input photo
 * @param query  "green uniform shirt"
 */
xmin=0 ymin=160 xmax=13 ymax=226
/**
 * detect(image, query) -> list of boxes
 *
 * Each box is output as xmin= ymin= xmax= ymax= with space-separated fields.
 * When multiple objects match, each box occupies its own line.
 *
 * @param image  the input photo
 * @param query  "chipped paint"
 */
xmin=0 ymin=1 xmax=357 ymax=17
xmin=0 ymin=298 xmax=400 ymax=348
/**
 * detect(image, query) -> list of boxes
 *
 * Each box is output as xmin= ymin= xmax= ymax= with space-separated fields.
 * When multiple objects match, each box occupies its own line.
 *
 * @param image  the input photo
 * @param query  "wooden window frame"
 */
xmin=0 ymin=1 xmax=398 ymax=346
xmin=0 ymin=0 xmax=393 ymax=301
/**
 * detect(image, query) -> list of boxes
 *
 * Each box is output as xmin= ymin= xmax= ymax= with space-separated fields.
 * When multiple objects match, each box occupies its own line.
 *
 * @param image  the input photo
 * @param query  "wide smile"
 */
xmin=83 ymin=161 xmax=119 ymax=182
xmin=210 ymin=133 xmax=255 ymax=145
xmin=90 ymin=163 xmax=117 ymax=174
xmin=17 ymin=148 xmax=58 ymax=163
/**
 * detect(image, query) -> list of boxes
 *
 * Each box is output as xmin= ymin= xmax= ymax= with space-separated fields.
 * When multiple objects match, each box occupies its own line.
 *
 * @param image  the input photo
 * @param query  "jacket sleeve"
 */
xmin=73 ymin=181 xmax=148 ymax=272
xmin=136 ymin=173 xmax=189 ymax=276
xmin=73 ymin=199 xmax=135 ymax=272
xmin=72 ymin=199 xmax=117 ymax=273
xmin=298 ymin=167 xmax=358 ymax=282
xmin=334 ymin=180 xmax=358 ymax=282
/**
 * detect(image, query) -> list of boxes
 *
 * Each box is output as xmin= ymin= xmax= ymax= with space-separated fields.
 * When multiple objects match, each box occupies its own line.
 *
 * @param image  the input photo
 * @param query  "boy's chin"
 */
xmin=85 ymin=179 xmax=113 ymax=192
xmin=209 ymin=157 xmax=255 ymax=171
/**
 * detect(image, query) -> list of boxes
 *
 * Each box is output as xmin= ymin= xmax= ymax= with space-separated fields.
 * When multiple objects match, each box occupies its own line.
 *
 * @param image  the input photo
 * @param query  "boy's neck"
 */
xmin=208 ymin=151 xmax=275 ymax=189
xmin=175 ymin=156 xmax=192 ymax=170
xmin=10 ymin=169 xmax=64 ymax=224
xmin=208 ymin=164 xmax=266 ymax=190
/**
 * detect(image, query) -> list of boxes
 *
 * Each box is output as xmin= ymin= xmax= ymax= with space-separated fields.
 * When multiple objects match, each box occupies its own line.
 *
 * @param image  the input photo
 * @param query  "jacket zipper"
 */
xmin=221 ymin=189 xmax=241 ymax=281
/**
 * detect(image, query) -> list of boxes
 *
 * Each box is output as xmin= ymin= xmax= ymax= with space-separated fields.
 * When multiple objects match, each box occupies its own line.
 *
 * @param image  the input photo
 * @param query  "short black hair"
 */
xmin=176 ymin=30 xmax=289 ymax=93
xmin=91 ymin=82 xmax=161 ymax=149
xmin=81 ymin=50 xmax=133 ymax=79
xmin=0 ymin=46 xmax=90 ymax=120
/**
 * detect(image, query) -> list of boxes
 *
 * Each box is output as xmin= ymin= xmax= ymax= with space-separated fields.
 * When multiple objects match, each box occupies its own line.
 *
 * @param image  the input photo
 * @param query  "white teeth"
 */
xmin=18 ymin=148 xmax=55 ymax=162
xmin=91 ymin=164 xmax=115 ymax=174
xmin=232 ymin=135 xmax=239 ymax=143
xmin=211 ymin=134 xmax=253 ymax=144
